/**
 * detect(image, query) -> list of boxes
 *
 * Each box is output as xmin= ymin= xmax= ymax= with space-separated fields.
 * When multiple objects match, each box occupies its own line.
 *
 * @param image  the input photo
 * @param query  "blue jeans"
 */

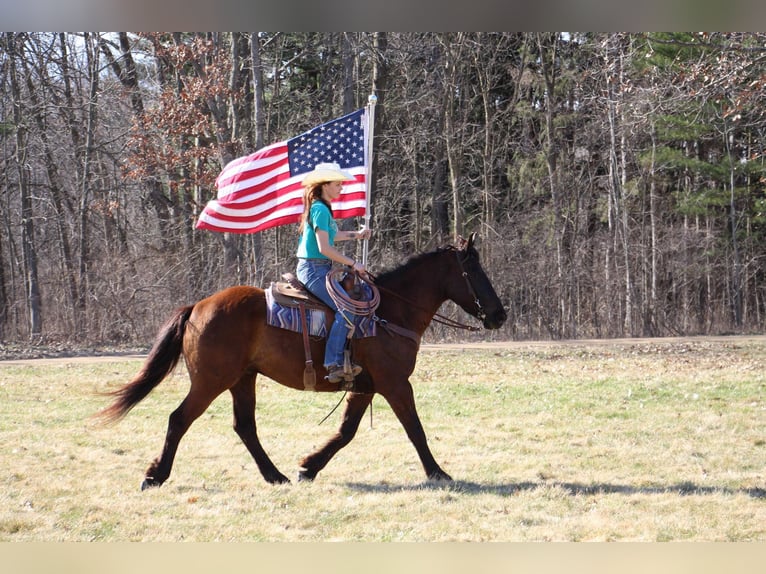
xmin=296 ymin=258 xmax=352 ymax=368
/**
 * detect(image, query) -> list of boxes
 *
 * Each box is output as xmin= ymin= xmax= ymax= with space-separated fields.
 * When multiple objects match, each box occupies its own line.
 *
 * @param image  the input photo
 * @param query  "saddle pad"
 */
xmin=266 ymin=287 xmax=328 ymax=337
xmin=265 ymin=285 xmax=376 ymax=338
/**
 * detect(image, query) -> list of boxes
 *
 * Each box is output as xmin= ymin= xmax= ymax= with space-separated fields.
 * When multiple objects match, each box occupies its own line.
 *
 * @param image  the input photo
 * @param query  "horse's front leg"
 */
xmin=297 ymin=392 xmax=374 ymax=481
xmin=383 ymin=379 xmax=452 ymax=481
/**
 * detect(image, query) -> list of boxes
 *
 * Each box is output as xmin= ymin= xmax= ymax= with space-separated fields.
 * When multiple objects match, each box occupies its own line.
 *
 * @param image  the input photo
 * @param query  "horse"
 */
xmin=98 ymin=234 xmax=507 ymax=489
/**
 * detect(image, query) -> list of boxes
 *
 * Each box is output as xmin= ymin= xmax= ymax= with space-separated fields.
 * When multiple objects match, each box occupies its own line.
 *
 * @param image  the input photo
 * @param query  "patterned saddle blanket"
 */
xmin=265 ymin=274 xmax=376 ymax=338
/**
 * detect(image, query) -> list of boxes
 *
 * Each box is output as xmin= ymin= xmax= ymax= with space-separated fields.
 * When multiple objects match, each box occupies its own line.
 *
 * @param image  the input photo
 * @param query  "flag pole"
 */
xmin=362 ymin=93 xmax=377 ymax=267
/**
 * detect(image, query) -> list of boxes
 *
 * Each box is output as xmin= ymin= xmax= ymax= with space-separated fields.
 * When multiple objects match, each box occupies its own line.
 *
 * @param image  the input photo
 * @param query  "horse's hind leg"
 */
xmin=230 ymin=374 xmax=289 ymax=484
xmin=297 ymin=392 xmax=374 ymax=481
xmin=142 ymin=389 xmax=218 ymax=489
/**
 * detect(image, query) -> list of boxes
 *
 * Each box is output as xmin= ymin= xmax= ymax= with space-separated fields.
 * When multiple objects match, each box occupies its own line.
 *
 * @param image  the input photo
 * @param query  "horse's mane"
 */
xmin=373 ymin=246 xmax=456 ymax=285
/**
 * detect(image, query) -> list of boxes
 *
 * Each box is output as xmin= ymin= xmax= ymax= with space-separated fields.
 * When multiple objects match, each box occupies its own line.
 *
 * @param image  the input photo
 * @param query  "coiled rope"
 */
xmin=325 ymin=267 xmax=380 ymax=335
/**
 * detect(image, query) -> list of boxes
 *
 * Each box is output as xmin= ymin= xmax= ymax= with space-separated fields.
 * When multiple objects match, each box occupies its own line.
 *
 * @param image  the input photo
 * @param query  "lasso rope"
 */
xmin=325 ymin=267 xmax=380 ymax=335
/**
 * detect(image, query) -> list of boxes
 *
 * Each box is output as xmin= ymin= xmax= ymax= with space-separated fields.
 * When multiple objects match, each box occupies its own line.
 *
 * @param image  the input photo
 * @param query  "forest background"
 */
xmin=1 ymin=32 xmax=765 ymax=345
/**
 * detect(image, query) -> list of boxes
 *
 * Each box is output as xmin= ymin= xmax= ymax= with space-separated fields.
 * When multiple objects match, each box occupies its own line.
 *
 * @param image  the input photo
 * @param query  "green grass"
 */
xmin=0 ymin=338 xmax=764 ymax=541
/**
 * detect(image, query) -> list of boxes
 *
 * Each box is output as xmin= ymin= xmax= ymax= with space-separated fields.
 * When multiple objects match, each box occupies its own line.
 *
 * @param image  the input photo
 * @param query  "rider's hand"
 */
xmin=357 ymin=226 xmax=372 ymax=240
xmin=351 ymin=261 xmax=369 ymax=279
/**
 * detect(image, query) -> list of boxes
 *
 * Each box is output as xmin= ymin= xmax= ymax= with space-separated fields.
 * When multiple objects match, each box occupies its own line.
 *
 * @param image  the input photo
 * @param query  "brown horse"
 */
xmin=99 ymin=234 xmax=507 ymax=489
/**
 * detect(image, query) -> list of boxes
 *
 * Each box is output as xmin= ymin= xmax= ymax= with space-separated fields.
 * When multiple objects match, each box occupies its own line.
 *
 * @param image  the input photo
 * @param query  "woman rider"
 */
xmin=296 ymin=162 xmax=372 ymax=383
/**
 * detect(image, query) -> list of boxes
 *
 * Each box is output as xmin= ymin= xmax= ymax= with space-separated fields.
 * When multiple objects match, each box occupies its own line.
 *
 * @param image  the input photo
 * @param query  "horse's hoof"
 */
xmin=140 ymin=477 xmax=160 ymax=491
xmin=428 ymin=471 xmax=453 ymax=482
xmin=265 ymin=472 xmax=290 ymax=485
xmin=297 ymin=469 xmax=315 ymax=482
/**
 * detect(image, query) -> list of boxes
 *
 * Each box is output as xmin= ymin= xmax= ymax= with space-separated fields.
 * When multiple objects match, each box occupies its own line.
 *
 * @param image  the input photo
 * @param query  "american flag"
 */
xmin=196 ymin=108 xmax=368 ymax=234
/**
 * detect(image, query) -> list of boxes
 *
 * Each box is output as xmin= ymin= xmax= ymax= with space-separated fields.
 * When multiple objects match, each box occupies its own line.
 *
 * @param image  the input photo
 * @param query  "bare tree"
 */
xmin=5 ymin=32 xmax=41 ymax=338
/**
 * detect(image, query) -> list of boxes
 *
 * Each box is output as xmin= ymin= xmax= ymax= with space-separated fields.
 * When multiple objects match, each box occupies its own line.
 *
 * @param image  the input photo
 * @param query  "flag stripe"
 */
xmin=196 ymin=199 xmax=368 ymax=235
xmin=197 ymin=187 xmax=366 ymax=231
xmin=215 ymin=145 xmax=290 ymax=200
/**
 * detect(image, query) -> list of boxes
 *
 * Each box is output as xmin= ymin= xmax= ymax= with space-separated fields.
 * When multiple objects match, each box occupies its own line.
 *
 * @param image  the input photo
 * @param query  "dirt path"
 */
xmin=0 ymin=351 xmax=147 ymax=366
xmin=1 ymin=334 xmax=763 ymax=366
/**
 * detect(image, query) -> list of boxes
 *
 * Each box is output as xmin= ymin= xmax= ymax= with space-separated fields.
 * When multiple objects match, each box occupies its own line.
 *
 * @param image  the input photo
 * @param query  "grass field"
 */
xmin=0 ymin=337 xmax=764 ymax=541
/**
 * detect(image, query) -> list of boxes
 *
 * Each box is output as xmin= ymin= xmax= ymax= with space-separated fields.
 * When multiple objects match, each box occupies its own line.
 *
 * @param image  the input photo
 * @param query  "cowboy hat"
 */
xmin=302 ymin=162 xmax=355 ymax=187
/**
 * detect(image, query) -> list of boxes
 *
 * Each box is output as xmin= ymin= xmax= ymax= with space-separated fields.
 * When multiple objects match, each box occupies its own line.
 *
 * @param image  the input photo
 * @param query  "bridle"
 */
xmin=454 ymin=247 xmax=487 ymax=324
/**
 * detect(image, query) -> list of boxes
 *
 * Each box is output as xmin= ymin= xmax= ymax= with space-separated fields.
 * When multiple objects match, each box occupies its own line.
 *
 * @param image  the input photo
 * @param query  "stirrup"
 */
xmin=325 ymin=364 xmax=362 ymax=384
xmin=325 ymin=350 xmax=362 ymax=390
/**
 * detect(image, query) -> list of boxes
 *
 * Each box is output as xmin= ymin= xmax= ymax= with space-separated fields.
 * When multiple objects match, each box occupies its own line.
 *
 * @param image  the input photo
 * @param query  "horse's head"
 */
xmin=448 ymin=233 xmax=507 ymax=330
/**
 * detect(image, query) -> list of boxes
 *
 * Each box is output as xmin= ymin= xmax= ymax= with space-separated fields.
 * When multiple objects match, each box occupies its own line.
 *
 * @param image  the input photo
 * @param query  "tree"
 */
xmin=4 ymin=32 xmax=42 ymax=339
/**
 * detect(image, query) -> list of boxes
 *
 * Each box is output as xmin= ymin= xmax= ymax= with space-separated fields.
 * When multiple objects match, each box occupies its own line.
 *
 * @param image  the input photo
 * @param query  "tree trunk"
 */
xmin=342 ymin=33 xmax=355 ymax=115
xmin=443 ymin=33 xmax=465 ymax=240
xmin=22 ymin=37 xmax=78 ymax=333
xmin=7 ymin=33 xmax=42 ymax=338
xmin=369 ymin=32 xmax=388 ymax=228
xmin=726 ymin=127 xmax=743 ymax=326
xmin=605 ymin=34 xmax=633 ymax=336
xmin=76 ymin=33 xmax=100 ymax=337
xmin=537 ymin=32 xmax=566 ymax=337
xmin=648 ymin=124 xmax=659 ymax=335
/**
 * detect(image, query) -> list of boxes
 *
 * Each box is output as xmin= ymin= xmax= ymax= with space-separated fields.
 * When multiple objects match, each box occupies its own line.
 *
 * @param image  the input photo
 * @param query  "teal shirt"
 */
xmin=297 ymin=201 xmax=337 ymax=259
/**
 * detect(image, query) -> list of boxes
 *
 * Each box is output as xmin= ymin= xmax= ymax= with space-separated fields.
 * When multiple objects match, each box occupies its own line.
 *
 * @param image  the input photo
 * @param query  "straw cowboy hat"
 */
xmin=302 ymin=162 xmax=354 ymax=187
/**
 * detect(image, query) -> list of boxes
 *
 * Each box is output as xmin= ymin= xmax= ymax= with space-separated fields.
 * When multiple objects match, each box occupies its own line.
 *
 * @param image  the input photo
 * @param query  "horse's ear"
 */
xmin=455 ymin=233 xmax=477 ymax=251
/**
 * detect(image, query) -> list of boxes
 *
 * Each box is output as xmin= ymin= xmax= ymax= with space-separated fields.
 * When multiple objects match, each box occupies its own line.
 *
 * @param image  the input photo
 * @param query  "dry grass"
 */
xmin=0 ymin=337 xmax=764 ymax=541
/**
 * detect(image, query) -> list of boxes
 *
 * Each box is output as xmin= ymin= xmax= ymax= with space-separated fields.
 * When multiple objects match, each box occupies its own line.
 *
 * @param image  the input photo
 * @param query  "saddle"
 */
xmin=267 ymin=272 xmax=377 ymax=331
xmin=267 ymin=273 xmax=374 ymax=391
xmin=270 ymin=273 xmax=328 ymax=312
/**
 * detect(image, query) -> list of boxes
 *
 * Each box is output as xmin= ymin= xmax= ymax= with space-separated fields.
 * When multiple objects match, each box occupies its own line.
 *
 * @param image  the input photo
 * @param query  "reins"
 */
xmin=361 ymin=246 xmax=484 ymax=333
xmin=368 ymin=275 xmax=481 ymax=332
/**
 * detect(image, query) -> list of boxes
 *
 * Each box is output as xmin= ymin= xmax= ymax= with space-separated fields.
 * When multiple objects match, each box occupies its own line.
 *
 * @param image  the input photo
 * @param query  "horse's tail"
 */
xmin=96 ymin=305 xmax=194 ymax=424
